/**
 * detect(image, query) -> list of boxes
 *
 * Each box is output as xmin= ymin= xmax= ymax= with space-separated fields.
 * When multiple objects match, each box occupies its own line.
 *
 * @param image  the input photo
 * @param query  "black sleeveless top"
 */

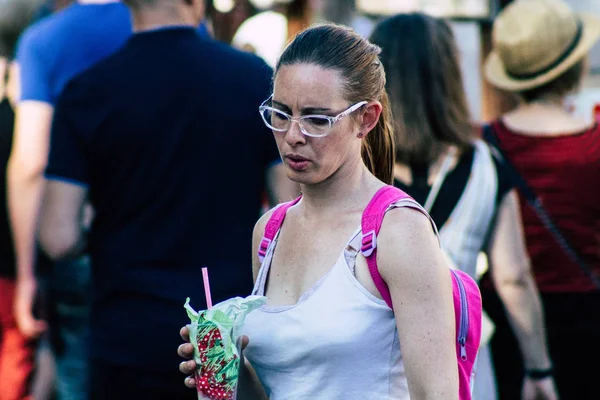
xmin=394 ymin=146 xmax=513 ymax=231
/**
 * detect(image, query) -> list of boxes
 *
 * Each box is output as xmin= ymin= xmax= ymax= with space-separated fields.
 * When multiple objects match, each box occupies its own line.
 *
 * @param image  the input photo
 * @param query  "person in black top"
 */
xmin=37 ymin=0 xmax=296 ymax=398
xmin=369 ymin=13 xmax=558 ymax=400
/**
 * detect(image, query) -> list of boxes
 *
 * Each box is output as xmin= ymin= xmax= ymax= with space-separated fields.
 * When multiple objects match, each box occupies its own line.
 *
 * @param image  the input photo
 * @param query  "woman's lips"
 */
xmin=285 ymin=155 xmax=310 ymax=171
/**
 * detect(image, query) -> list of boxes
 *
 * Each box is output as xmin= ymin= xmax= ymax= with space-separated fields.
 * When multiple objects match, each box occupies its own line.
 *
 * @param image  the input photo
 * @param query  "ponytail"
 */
xmin=362 ymin=90 xmax=396 ymax=184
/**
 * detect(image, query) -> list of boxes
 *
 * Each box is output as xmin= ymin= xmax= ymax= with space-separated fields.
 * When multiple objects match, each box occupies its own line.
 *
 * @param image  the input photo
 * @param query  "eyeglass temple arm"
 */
xmin=334 ymin=101 xmax=368 ymax=121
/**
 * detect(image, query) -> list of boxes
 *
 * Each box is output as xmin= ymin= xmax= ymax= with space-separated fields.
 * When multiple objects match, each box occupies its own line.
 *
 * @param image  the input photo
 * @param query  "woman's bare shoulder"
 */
xmin=376 ymin=207 xmax=443 ymax=282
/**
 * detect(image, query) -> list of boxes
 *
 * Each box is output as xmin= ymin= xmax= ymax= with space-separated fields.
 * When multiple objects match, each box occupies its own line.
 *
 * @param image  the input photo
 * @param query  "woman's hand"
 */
xmin=178 ymin=326 xmax=255 ymax=391
xmin=178 ymin=325 xmax=197 ymax=388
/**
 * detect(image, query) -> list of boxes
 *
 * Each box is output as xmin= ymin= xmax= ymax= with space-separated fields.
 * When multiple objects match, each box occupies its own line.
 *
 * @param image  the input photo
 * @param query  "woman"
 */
xmin=180 ymin=23 xmax=460 ymax=399
xmin=369 ymin=13 xmax=557 ymax=400
xmin=482 ymin=0 xmax=600 ymax=399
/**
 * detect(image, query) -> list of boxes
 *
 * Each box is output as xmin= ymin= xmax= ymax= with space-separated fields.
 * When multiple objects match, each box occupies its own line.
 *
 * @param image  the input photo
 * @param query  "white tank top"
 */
xmin=243 ymin=226 xmax=410 ymax=399
xmin=438 ymin=140 xmax=498 ymax=280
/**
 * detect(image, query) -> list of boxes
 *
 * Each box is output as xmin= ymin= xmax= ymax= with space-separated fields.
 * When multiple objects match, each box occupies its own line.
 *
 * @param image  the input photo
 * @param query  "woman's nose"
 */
xmin=285 ymin=119 xmax=306 ymax=146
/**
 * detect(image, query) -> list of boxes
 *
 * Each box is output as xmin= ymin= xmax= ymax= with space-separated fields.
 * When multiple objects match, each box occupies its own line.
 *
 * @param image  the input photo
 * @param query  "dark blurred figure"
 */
xmin=370 ymin=12 xmax=557 ymax=400
xmin=8 ymin=1 xmax=132 ymax=398
xmin=231 ymin=0 xmax=321 ymax=67
xmin=36 ymin=0 xmax=295 ymax=398
xmin=0 ymin=1 xmax=44 ymax=399
xmin=482 ymin=0 xmax=600 ymax=399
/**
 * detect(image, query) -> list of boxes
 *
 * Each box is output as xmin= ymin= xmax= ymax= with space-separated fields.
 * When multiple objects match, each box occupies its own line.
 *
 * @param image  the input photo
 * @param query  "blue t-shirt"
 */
xmin=16 ymin=2 xmax=133 ymax=105
xmin=46 ymin=27 xmax=280 ymax=368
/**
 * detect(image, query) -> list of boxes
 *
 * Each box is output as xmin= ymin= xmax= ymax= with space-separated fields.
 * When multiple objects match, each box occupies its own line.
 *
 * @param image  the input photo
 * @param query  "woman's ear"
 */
xmin=357 ymin=101 xmax=382 ymax=138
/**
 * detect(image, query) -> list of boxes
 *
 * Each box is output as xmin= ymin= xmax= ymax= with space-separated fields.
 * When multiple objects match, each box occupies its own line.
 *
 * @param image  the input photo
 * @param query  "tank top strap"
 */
xmin=346 ymin=197 xmax=437 ymax=254
xmin=252 ymin=229 xmax=280 ymax=296
xmin=253 ymin=224 xmax=369 ymax=295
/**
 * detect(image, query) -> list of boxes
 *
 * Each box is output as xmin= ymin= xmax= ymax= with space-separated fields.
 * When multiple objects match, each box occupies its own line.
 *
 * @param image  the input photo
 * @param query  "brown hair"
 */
xmin=275 ymin=23 xmax=396 ymax=184
xmin=519 ymin=60 xmax=585 ymax=103
xmin=369 ymin=13 xmax=473 ymax=166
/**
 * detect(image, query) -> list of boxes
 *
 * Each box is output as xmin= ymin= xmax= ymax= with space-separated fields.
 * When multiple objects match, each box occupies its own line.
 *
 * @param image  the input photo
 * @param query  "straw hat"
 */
xmin=484 ymin=0 xmax=600 ymax=92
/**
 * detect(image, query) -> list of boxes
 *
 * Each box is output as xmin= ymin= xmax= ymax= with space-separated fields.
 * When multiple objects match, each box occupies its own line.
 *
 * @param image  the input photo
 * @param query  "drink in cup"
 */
xmin=184 ymin=296 xmax=266 ymax=400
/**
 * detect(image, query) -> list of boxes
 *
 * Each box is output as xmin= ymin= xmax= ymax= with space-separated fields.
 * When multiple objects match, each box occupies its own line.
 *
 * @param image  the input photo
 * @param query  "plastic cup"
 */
xmin=190 ymin=320 xmax=244 ymax=400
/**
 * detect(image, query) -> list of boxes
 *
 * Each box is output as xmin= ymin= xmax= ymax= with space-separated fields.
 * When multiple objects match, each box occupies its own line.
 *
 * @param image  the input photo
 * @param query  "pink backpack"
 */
xmin=258 ymin=185 xmax=482 ymax=399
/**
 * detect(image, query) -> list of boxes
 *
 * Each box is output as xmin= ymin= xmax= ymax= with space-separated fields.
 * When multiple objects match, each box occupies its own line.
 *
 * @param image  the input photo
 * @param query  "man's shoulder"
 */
xmin=18 ymin=3 xmax=128 ymax=55
xmin=60 ymin=49 xmax=122 ymax=96
xmin=204 ymin=38 xmax=274 ymax=77
xmin=17 ymin=12 xmax=60 ymax=54
xmin=19 ymin=4 xmax=79 ymax=44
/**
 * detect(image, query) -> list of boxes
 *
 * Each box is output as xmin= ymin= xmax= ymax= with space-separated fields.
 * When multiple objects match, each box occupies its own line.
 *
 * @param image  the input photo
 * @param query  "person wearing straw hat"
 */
xmin=481 ymin=0 xmax=600 ymax=399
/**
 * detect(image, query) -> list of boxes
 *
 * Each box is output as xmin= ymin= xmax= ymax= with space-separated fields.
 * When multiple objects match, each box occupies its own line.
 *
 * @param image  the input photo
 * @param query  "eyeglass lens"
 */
xmin=260 ymin=108 xmax=332 ymax=136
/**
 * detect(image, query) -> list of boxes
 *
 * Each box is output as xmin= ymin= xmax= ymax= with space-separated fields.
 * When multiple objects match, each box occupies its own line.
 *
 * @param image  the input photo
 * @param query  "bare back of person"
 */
xmin=503 ymin=102 xmax=593 ymax=137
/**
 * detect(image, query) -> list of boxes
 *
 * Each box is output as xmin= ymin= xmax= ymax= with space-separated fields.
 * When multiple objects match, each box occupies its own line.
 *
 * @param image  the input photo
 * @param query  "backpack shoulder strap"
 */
xmin=481 ymin=122 xmax=499 ymax=148
xmin=258 ymin=196 xmax=302 ymax=262
xmin=361 ymin=186 xmax=414 ymax=309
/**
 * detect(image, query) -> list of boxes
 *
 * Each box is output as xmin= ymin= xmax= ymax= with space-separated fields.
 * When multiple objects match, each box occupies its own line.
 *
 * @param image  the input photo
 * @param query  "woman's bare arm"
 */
xmin=378 ymin=208 xmax=458 ymax=400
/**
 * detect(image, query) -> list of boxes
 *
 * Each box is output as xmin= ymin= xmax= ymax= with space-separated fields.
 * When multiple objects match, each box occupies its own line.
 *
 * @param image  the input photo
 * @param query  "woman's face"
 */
xmin=271 ymin=63 xmax=363 ymax=185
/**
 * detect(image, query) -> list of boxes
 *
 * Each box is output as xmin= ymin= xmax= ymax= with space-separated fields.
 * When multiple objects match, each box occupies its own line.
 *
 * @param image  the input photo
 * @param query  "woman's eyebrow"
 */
xmin=272 ymin=100 xmax=291 ymax=112
xmin=302 ymin=106 xmax=333 ymax=114
xmin=272 ymin=100 xmax=332 ymax=114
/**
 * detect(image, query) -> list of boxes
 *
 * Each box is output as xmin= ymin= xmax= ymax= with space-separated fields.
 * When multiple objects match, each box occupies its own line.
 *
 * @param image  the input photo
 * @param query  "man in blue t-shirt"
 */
xmin=8 ymin=1 xmax=132 ymax=398
xmin=37 ymin=0 xmax=295 ymax=398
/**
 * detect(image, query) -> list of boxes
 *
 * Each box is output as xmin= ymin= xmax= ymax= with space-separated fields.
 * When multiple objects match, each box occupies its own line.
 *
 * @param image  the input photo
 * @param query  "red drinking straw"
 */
xmin=202 ymin=267 xmax=213 ymax=309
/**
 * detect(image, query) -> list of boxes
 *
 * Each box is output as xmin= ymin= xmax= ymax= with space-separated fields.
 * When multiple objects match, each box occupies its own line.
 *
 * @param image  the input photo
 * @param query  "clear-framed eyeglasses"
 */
xmin=258 ymin=94 xmax=368 ymax=138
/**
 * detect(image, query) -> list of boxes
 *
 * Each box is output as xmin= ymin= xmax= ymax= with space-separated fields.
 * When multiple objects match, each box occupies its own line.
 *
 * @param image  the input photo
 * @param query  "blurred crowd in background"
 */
xmin=0 ymin=0 xmax=599 ymax=399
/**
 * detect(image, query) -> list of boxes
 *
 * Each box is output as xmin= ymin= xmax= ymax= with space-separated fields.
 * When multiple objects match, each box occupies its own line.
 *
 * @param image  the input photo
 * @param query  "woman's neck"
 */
xmin=298 ymin=158 xmax=382 ymax=219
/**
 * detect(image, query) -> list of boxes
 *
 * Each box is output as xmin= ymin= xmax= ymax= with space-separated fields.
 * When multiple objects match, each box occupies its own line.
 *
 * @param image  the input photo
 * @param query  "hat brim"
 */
xmin=484 ymin=13 xmax=600 ymax=92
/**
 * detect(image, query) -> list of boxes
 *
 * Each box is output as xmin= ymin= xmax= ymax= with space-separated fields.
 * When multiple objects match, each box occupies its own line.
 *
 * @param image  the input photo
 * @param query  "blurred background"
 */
xmin=4 ymin=0 xmax=595 ymax=125
xmin=204 ymin=0 xmax=600 ymax=124
xmin=0 ymin=0 xmax=597 ymax=151
xmin=1 ymin=0 xmax=599 ymax=399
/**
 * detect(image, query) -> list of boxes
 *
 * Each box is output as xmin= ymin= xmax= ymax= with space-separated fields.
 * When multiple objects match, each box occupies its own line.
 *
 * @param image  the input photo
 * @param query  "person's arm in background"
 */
xmin=487 ymin=190 xmax=558 ymax=400
xmin=38 ymin=180 xmax=87 ymax=261
xmin=36 ymin=74 xmax=91 ymax=264
xmin=7 ymin=29 xmax=54 ymax=338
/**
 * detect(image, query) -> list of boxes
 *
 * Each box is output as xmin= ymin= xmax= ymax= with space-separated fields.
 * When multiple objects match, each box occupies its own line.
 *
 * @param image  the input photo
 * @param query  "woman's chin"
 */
xmin=286 ymin=169 xmax=320 ymax=186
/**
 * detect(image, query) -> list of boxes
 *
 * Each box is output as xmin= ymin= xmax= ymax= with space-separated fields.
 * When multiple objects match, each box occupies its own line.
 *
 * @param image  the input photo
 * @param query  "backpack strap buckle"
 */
xmin=361 ymin=230 xmax=377 ymax=257
xmin=258 ymin=237 xmax=272 ymax=263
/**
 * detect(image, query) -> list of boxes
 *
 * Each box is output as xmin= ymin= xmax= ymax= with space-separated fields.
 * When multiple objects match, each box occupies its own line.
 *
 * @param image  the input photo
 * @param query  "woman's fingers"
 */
xmin=180 ymin=325 xmax=190 ymax=342
xmin=184 ymin=376 xmax=196 ymax=389
xmin=179 ymin=359 xmax=197 ymax=375
xmin=178 ymin=327 xmax=196 ymax=390
xmin=178 ymin=342 xmax=195 ymax=359
xmin=184 ymin=376 xmax=196 ymax=388
xmin=241 ymin=335 xmax=249 ymax=350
